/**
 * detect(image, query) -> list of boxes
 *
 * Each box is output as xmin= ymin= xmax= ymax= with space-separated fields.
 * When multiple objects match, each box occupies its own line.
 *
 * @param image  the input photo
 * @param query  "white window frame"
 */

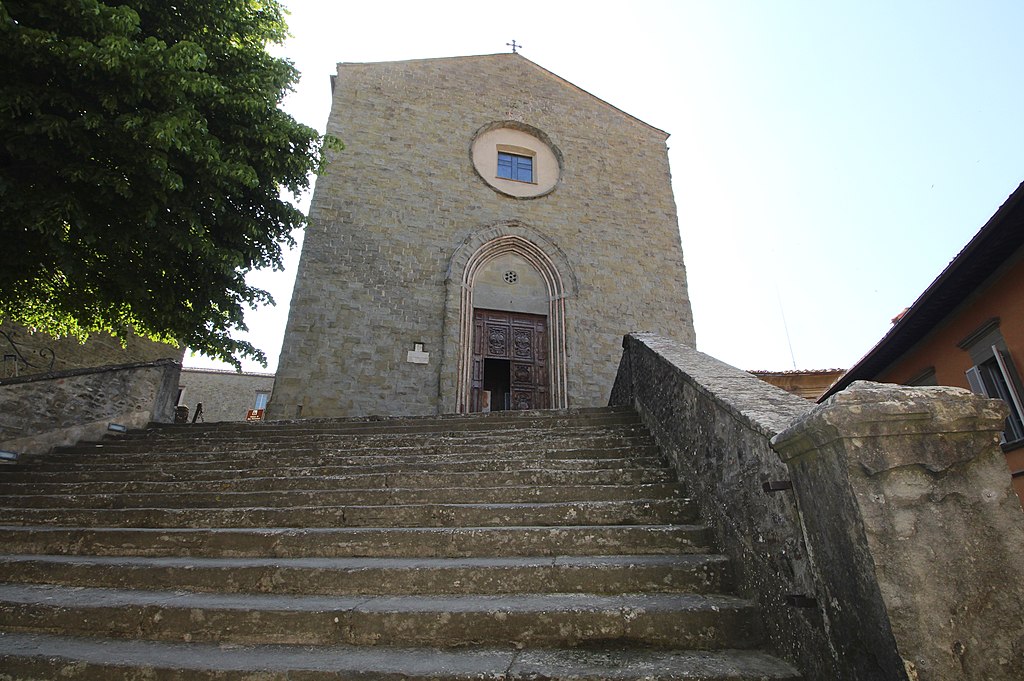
xmin=965 ymin=345 xmax=1024 ymax=444
xmin=253 ymin=391 xmax=270 ymax=411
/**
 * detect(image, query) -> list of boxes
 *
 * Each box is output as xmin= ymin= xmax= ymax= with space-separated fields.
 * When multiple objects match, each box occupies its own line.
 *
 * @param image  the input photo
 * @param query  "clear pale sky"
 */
xmin=184 ymin=0 xmax=1024 ymax=375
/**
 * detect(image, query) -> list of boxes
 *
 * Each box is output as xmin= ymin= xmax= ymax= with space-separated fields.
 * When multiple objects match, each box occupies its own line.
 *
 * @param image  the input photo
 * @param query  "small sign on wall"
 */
xmin=246 ymin=409 xmax=265 ymax=421
xmin=407 ymin=342 xmax=429 ymax=364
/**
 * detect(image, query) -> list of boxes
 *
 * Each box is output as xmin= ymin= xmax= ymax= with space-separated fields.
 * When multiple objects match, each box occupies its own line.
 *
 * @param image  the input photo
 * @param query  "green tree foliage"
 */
xmin=0 ymin=0 xmax=330 ymax=366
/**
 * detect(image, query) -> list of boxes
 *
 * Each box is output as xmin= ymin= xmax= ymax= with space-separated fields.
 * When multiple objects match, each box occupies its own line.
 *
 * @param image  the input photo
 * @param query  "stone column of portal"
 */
xmin=772 ymin=381 xmax=1024 ymax=681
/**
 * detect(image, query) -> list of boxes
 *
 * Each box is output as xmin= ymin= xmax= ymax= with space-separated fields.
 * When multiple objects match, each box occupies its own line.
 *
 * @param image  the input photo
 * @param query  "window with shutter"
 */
xmin=964 ymin=346 xmax=1024 ymax=445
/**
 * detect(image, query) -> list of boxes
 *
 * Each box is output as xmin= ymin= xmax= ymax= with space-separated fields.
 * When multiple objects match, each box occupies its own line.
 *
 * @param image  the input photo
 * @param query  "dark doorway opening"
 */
xmin=470 ymin=308 xmax=549 ymax=412
xmin=482 ymin=358 xmax=511 ymax=411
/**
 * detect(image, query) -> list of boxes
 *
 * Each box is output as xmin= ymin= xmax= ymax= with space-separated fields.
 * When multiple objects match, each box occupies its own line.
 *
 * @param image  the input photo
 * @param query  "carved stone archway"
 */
xmin=442 ymin=221 xmax=577 ymax=414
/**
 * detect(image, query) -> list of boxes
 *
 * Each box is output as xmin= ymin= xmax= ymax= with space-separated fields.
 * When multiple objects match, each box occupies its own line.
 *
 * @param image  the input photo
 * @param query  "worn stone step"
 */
xmin=0 ymin=482 xmax=682 ymax=510
xmin=40 ymin=444 xmax=660 ymax=468
xmin=91 ymin=419 xmax=647 ymax=450
xmin=43 ymin=442 xmax=658 ymax=464
xmin=132 ymin=406 xmax=643 ymax=436
xmin=0 ymin=456 xmax=666 ymax=484
xmin=0 ymin=584 xmax=764 ymax=648
xmin=31 ymin=433 xmax=659 ymax=460
xmin=0 ymin=498 xmax=696 ymax=528
xmin=155 ymin=409 xmax=641 ymax=432
xmin=9 ymin=448 xmax=663 ymax=475
xmin=57 ymin=425 xmax=653 ymax=453
xmin=0 ymin=553 xmax=730 ymax=595
xmin=0 ymin=630 xmax=798 ymax=675
xmin=46 ymin=438 xmax=655 ymax=458
xmin=0 ymin=524 xmax=714 ymax=558
xmin=0 ymin=632 xmax=803 ymax=680
xmin=0 ymin=467 xmax=675 ymax=496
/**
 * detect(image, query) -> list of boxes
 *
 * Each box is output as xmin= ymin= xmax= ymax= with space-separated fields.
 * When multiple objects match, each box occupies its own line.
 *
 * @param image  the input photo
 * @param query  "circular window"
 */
xmin=470 ymin=121 xmax=562 ymax=199
xmin=503 ymin=270 xmax=518 ymax=284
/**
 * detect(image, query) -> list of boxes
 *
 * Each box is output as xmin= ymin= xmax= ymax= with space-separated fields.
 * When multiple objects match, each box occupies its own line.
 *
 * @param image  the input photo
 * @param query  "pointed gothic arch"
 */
xmin=442 ymin=221 xmax=576 ymax=413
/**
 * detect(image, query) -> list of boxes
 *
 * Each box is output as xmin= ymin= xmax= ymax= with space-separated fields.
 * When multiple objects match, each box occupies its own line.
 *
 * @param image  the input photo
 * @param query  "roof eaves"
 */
xmin=821 ymin=181 xmax=1024 ymax=401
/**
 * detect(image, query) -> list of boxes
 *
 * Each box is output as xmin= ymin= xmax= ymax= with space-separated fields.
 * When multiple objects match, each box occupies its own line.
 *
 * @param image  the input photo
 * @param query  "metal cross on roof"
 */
xmin=506 ymin=40 xmax=521 ymax=54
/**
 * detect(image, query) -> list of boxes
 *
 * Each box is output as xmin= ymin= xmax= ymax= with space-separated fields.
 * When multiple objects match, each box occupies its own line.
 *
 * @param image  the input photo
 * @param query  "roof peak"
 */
xmin=334 ymin=53 xmax=668 ymax=138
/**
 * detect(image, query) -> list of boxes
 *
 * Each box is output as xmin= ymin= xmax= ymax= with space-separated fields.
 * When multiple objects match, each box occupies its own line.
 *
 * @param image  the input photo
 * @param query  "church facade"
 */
xmin=270 ymin=54 xmax=695 ymax=418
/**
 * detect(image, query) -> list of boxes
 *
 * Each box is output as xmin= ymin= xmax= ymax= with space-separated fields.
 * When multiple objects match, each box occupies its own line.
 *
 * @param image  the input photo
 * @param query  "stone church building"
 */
xmin=270 ymin=54 xmax=694 ymax=418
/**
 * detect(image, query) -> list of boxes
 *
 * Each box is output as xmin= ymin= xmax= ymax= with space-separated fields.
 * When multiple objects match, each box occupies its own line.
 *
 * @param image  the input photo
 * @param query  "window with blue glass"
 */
xmin=497 ymin=152 xmax=533 ymax=183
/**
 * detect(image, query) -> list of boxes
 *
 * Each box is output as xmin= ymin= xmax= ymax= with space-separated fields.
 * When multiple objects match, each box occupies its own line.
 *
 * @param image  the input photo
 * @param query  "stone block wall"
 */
xmin=0 ymin=359 xmax=181 ymax=456
xmin=0 ymin=323 xmax=183 ymax=379
xmin=272 ymin=54 xmax=694 ymax=418
xmin=178 ymin=368 xmax=275 ymax=422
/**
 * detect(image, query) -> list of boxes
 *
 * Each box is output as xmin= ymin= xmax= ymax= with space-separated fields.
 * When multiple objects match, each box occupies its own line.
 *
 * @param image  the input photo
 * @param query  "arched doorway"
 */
xmin=469 ymin=250 xmax=550 ymax=411
xmin=444 ymin=222 xmax=575 ymax=413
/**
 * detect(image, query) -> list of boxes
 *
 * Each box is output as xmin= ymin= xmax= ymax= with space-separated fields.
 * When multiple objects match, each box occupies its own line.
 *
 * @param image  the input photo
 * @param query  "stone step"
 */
xmin=0 ymin=467 xmax=674 ymax=495
xmin=148 ymin=409 xmax=638 ymax=430
xmin=59 ymin=424 xmax=653 ymax=452
xmin=0 ymin=497 xmax=696 ymax=528
xmin=93 ymin=422 xmax=646 ymax=451
xmin=0 ymin=553 xmax=731 ymax=595
xmin=0 ymin=405 xmax=802 ymax=680
xmin=0 ymin=524 xmax=714 ymax=558
xmin=0 ymin=456 xmax=666 ymax=483
xmin=0 ymin=482 xmax=682 ymax=509
xmin=130 ymin=406 xmax=643 ymax=437
xmin=0 ymin=584 xmax=764 ymax=648
xmin=14 ymin=444 xmax=662 ymax=470
xmin=46 ymin=438 xmax=655 ymax=458
xmin=0 ymin=632 xmax=802 ymax=680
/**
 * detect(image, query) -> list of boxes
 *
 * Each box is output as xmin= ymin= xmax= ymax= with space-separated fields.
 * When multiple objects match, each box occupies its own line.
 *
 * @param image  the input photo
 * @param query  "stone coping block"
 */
xmin=773 ymin=380 xmax=1009 ymax=473
xmin=772 ymin=381 xmax=1024 ymax=681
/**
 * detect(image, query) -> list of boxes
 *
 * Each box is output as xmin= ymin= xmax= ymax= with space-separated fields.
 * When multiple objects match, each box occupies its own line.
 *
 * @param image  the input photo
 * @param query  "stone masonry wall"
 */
xmin=610 ymin=333 xmax=834 ymax=679
xmin=272 ymin=54 xmax=694 ymax=418
xmin=0 ymin=359 xmax=181 ymax=456
xmin=178 ymin=368 xmax=275 ymax=422
xmin=612 ymin=333 xmax=1024 ymax=680
xmin=0 ymin=322 xmax=183 ymax=379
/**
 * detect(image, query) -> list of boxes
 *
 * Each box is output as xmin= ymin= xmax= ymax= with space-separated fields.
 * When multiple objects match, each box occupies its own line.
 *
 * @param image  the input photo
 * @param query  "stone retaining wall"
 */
xmin=0 ymin=359 xmax=181 ymax=456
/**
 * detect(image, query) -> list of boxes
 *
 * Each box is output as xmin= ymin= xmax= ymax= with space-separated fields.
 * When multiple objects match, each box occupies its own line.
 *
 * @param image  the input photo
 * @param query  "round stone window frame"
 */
xmin=470 ymin=121 xmax=563 ymax=200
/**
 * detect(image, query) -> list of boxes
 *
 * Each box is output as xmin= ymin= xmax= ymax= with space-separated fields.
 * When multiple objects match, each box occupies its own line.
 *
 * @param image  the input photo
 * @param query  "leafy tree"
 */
xmin=0 ymin=0 xmax=332 ymax=366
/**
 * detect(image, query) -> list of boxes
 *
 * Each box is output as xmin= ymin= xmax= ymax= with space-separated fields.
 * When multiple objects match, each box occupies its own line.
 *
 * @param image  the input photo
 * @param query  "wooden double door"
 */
xmin=471 ymin=309 xmax=549 ymax=412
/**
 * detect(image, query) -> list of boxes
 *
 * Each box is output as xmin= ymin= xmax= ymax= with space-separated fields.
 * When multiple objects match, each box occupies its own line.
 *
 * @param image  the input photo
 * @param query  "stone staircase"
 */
xmin=0 ymin=406 xmax=801 ymax=680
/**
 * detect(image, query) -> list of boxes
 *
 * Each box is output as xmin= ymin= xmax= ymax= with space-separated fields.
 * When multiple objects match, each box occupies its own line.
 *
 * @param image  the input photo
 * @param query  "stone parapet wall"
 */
xmin=0 ymin=359 xmax=181 ymax=456
xmin=0 ymin=323 xmax=183 ymax=379
xmin=610 ymin=333 xmax=830 ymax=678
xmin=613 ymin=333 xmax=1024 ymax=681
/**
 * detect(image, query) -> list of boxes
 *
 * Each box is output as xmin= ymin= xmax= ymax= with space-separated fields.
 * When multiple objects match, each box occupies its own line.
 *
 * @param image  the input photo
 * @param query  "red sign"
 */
xmin=246 ymin=409 xmax=265 ymax=421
